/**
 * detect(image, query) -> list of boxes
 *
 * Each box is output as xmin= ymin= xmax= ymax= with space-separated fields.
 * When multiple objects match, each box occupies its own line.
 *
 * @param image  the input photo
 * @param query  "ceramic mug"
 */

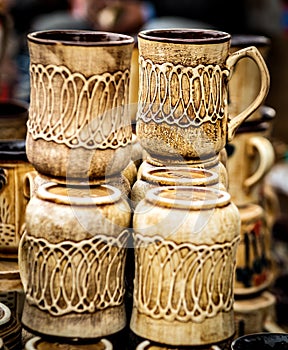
xmin=136 ymin=29 xmax=270 ymax=165
xmin=19 ymin=182 xmax=131 ymax=339
xmin=26 ymin=30 xmax=134 ymax=181
xmin=226 ymin=128 xmax=275 ymax=207
xmin=0 ymin=140 xmax=34 ymax=258
xmin=131 ymin=186 xmax=240 ymax=346
xmin=229 ymin=35 xmax=271 ymax=122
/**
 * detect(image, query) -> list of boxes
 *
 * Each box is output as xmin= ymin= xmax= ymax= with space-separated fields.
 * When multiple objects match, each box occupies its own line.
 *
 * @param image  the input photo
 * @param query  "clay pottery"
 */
xmin=0 ymin=302 xmax=22 ymax=350
xmin=0 ymin=100 xmax=29 ymax=140
xmin=231 ymin=332 xmax=288 ymax=350
xmin=236 ymin=203 xmax=273 ymax=293
xmin=235 ymin=204 xmax=274 ymax=297
xmin=25 ymin=336 xmax=113 ymax=349
xmin=0 ymin=140 xmax=34 ymax=258
xmin=229 ymin=35 xmax=271 ymax=122
xmin=131 ymin=186 xmax=241 ymax=346
xmin=122 ymin=160 xmax=138 ymax=188
xmin=136 ymin=29 xmax=270 ymax=165
xmin=19 ymin=182 xmax=131 ymax=339
xmin=226 ymin=126 xmax=275 ymax=207
xmin=233 ymin=291 xmax=279 ymax=337
xmin=26 ymin=30 xmax=134 ymax=181
xmin=131 ymin=166 xmax=222 ymax=208
xmin=138 ymin=154 xmax=229 ymax=189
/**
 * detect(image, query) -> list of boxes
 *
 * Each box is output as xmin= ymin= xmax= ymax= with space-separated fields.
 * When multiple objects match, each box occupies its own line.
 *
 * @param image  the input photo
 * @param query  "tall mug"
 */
xmin=26 ymin=30 xmax=134 ymax=182
xmin=136 ymin=29 xmax=270 ymax=165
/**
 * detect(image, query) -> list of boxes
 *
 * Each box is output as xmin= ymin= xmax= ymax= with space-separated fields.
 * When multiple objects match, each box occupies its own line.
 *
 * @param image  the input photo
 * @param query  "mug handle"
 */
xmin=226 ymin=46 xmax=270 ymax=142
xmin=244 ymin=136 xmax=275 ymax=191
xmin=18 ymin=229 xmax=28 ymax=292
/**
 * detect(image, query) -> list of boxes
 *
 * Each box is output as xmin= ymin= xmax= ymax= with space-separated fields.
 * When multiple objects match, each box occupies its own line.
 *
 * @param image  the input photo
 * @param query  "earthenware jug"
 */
xmin=131 ymin=186 xmax=241 ymax=346
xmin=231 ymin=332 xmax=288 ymax=350
xmin=226 ymin=126 xmax=275 ymax=207
xmin=0 ymin=140 xmax=34 ymax=258
xmin=235 ymin=204 xmax=273 ymax=297
xmin=229 ymin=35 xmax=271 ymax=122
xmin=26 ymin=30 xmax=134 ymax=182
xmin=136 ymin=29 xmax=270 ymax=165
xmin=19 ymin=182 xmax=131 ymax=339
xmin=131 ymin=166 xmax=221 ymax=207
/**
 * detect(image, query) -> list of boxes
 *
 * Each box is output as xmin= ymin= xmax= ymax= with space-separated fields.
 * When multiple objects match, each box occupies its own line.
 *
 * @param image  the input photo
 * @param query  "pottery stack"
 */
xmin=128 ymin=28 xmax=270 ymax=349
xmin=226 ymin=35 xmax=280 ymax=336
xmin=18 ymin=30 xmax=135 ymax=346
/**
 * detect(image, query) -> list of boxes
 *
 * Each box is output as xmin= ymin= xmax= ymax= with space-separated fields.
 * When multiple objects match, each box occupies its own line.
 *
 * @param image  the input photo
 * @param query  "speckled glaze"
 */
xmin=131 ymin=186 xmax=241 ymax=346
xmin=136 ymin=29 xmax=270 ymax=164
xmin=20 ymin=182 xmax=131 ymax=339
xmin=26 ymin=30 xmax=134 ymax=181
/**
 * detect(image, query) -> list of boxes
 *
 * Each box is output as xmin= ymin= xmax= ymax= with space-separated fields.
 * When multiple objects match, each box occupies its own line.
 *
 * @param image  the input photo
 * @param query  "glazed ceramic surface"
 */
xmin=227 ymin=127 xmax=275 ymax=206
xmin=231 ymin=332 xmax=288 ymax=350
xmin=0 ymin=141 xmax=34 ymax=257
xmin=235 ymin=204 xmax=274 ymax=297
xmin=131 ymin=186 xmax=240 ymax=346
xmin=229 ymin=35 xmax=271 ymax=122
xmin=20 ymin=182 xmax=131 ymax=339
xmin=26 ymin=30 xmax=134 ymax=181
xmin=131 ymin=166 xmax=221 ymax=207
xmin=136 ymin=29 xmax=270 ymax=164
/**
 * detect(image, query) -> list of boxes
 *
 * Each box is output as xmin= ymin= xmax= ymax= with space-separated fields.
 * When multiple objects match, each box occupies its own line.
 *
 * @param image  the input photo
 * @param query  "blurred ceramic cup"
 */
xmin=136 ymin=29 xmax=270 ymax=166
xmin=226 ymin=126 xmax=275 ymax=207
xmin=0 ymin=100 xmax=28 ymax=140
xmin=229 ymin=35 xmax=271 ymax=123
xmin=26 ymin=30 xmax=134 ymax=182
xmin=231 ymin=332 xmax=288 ymax=350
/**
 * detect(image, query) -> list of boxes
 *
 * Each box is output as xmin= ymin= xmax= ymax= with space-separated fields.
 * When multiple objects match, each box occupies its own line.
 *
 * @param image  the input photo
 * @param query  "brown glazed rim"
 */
xmin=27 ymin=30 xmax=134 ymax=46
xmin=138 ymin=28 xmax=231 ymax=44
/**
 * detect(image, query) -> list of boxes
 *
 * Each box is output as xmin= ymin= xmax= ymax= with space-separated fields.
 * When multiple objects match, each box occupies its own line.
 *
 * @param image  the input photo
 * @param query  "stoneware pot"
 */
xmin=25 ymin=336 xmax=113 ymax=349
xmin=0 ymin=302 xmax=22 ymax=350
xmin=136 ymin=29 xmax=270 ymax=165
xmin=234 ymin=204 xmax=274 ymax=297
xmin=0 ymin=100 xmax=29 ymax=140
xmin=0 ymin=140 xmax=34 ymax=258
xmin=19 ymin=182 xmax=131 ymax=339
xmin=26 ymin=30 xmax=134 ymax=181
xmin=231 ymin=332 xmax=288 ymax=350
xmin=131 ymin=166 xmax=221 ymax=208
xmin=131 ymin=186 xmax=241 ymax=346
xmin=136 ymin=339 xmax=222 ymax=350
xmin=229 ymin=35 xmax=271 ymax=122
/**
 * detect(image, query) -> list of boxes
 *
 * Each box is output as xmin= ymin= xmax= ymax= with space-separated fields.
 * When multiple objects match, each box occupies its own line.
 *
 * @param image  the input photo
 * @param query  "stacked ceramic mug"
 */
xmin=129 ymin=28 xmax=270 ymax=349
xmin=19 ymin=30 xmax=135 ymax=344
xmin=226 ymin=34 xmax=279 ymax=336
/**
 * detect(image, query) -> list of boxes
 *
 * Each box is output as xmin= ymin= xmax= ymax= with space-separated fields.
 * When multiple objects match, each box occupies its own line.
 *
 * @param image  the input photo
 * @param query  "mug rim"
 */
xmin=27 ymin=30 xmax=135 ymax=46
xmin=231 ymin=332 xmax=288 ymax=349
xmin=138 ymin=28 xmax=231 ymax=44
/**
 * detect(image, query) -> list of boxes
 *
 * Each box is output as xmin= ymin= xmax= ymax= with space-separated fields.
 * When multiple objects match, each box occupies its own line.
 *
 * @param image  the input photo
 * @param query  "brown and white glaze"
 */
xmin=131 ymin=186 xmax=240 ymax=346
xmin=26 ymin=30 xmax=134 ymax=181
xmin=136 ymin=29 xmax=270 ymax=164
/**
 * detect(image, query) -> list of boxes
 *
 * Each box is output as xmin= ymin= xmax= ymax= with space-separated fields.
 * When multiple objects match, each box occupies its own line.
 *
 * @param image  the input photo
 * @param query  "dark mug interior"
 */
xmin=231 ymin=333 xmax=288 ymax=350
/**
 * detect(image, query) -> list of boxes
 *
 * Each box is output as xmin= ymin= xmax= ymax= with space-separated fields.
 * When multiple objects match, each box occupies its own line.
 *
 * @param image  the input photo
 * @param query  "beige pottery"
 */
xmin=19 ymin=182 xmax=131 ymax=339
xmin=26 ymin=30 xmax=134 ymax=181
xmin=136 ymin=29 xmax=270 ymax=165
xmin=131 ymin=186 xmax=240 ymax=346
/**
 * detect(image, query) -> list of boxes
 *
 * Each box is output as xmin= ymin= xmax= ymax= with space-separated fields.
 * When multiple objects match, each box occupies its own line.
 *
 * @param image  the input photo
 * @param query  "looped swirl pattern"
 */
xmin=137 ymin=57 xmax=229 ymax=127
xmin=23 ymin=230 xmax=129 ymax=316
xmin=28 ymin=64 xmax=131 ymax=149
xmin=133 ymin=233 xmax=240 ymax=323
